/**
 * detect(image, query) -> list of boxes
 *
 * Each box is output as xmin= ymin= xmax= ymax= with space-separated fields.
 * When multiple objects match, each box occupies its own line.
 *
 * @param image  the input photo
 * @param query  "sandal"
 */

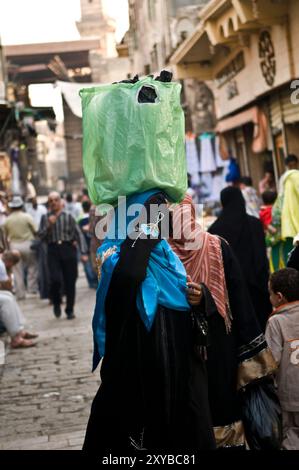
xmin=22 ymin=331 xmax=39 ymax=339
xmin=11 ymin=338 xmax=37 ymax=348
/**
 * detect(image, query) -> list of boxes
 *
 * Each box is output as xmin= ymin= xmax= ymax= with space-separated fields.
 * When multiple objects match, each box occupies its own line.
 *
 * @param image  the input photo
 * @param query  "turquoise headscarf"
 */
xmin=92 ymin=189 xmax=190 ymax=370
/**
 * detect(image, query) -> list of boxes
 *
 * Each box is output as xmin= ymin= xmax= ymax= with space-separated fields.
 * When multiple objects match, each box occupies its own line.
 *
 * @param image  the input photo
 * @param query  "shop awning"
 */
xmin=217 ymin=106 xmax=269 ymax=154
xmin=56 ymin=81 xmax=92 ymax=118
xmin=216 ymin=106 xmax=259 ymax=133
xmin=56 ymin=81 xmax=102 ymax=118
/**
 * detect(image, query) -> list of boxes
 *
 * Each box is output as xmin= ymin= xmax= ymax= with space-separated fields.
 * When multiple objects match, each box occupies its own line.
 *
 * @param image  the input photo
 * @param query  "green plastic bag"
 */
xmin=80 ymin=77 xmax=187 ymax=206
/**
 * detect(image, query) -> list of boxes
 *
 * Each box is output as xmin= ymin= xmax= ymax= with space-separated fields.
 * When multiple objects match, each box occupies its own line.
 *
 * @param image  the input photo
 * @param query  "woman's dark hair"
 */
xmin=270 ymin=268 xmax=299 ymax=302
xmin=285 ymin=154 xmax=298 ymax=165
xmin=262 ymin=190 xmax=277 ymax=205
xmin=66 ymin=193 xmax=73 ymax=203
xmin=263 ymin=161 xmax=274 ymax=174
xmin=82 ymin=200 xmax=91 ymax=213
xmin=240 ymin=176 xmax=253 ymax=187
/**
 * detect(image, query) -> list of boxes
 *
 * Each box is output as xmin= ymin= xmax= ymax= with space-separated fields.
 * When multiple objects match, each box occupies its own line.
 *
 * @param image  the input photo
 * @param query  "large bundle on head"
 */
xmin=80 ymin=75 xmax=187 ymax=206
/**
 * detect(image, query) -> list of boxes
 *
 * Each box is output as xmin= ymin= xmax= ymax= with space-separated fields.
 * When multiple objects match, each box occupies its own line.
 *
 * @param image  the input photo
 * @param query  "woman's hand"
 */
xmin=186 ymin=275 xmax=203 ymax=306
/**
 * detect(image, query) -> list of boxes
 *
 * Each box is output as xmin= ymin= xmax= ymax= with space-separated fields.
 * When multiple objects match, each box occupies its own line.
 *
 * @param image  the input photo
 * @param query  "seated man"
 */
xmin=0 ymin=251 xmax=38 ymax=348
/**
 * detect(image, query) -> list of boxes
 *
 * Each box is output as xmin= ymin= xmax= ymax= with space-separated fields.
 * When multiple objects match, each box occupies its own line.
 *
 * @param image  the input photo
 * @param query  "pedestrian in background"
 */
xmin=239 ymin=176 xmax=261 ymax=218
xmin=64 ymin=193 xmax=82 ymax=221
xmin=38 ymin=192 xmax=88 ymax=319
xmin=266 ymin=268 xmax=299 ymax=450
xmin=88 ymin=203 xmax=104 ymax=275
xmin=260 ymin=190 xmax=277 ymax=233
xmin=259 ymin=163 xmax=276 ymax=195
xmin=278 ymin=154 xmax=298 ymax=194
xmin=0 ymin=191 xmax=8 ymax=226
xmin=208 ymin=187 xmax=272 ymax=331
xmin=25 ymin=196 xmax=47 ymax=228
xmin=0 ymin=250 xmax=38 ymax=348
xmin=271 ymin=168 xmax=299 ymax=271
xmin=4 ymin=195 xmax=38 ymax=300
xmin=78 ymin=200 xmax=98 ymax=290
xmin=25 ymin=196 xmax=49 ymax=299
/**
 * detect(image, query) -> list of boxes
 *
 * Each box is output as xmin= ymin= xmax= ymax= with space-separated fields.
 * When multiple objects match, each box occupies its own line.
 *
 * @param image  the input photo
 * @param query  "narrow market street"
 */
xmin=0 ymin=270 xmax=98 ymax=450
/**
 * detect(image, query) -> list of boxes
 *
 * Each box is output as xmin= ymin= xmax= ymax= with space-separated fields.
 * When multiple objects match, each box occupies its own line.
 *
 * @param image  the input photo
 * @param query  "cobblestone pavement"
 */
xmin=0 ymin=270 xmax=99 ymax=450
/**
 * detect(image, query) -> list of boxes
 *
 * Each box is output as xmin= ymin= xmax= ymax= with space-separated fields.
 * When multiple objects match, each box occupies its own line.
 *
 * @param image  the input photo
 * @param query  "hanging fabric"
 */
xmin=214 ymin=135 xmax=226 ymax=168
xmin=185 ymin=132 xmax=200 ymax=186
xmin=197 ymin=133 xmax=217 ymax=173
xmin=211 ymin=163 xmax=230 ymax=201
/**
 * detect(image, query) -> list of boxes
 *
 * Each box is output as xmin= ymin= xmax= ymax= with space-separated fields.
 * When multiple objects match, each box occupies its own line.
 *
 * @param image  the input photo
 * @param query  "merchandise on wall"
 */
xmin=185 ymin=131 xmax=200 ymax=186
xmin=186 ymin=131 xmax=229 ymax=204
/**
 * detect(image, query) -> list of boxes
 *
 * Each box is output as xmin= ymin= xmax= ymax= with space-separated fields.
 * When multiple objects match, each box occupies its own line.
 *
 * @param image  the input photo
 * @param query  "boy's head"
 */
xmin=239 ymin=176 xmax=253 ymax=189
xmin=285 ymin=154 xmax=298 ymax=171
xmin=262 ymin=190 xmax=277 ymax=206
xmin=269 ymin=268 xmax=299 ymax=308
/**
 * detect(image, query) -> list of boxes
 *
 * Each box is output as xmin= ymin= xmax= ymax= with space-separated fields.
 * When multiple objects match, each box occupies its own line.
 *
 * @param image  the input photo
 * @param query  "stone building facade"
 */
xmin=128 ymin=0 xmax=214 ymax=133
xmin=171 ymin=0 xmax=299 ymax=188
xmin=77 ymin=0 xmax=131 ymax=83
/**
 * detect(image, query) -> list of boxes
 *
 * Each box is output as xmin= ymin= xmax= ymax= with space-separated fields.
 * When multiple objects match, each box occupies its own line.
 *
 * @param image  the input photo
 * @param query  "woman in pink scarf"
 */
xmin=169 ymin=195 xmax=277 ymax=449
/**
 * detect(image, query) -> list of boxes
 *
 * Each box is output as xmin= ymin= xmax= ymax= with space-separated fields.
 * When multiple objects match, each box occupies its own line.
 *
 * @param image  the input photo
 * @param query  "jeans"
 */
xmin=83 ymin=259 xmax=98 ymax=289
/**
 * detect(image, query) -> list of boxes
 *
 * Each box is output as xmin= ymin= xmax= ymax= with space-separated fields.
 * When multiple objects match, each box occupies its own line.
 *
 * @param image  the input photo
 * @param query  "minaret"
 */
xmin=76 ymin=0 xmax=117 ymax=58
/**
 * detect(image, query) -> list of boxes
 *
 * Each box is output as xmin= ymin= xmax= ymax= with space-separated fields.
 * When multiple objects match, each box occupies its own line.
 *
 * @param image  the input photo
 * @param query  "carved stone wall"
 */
xmin=183 ymin=79 xmax=216 ymax=133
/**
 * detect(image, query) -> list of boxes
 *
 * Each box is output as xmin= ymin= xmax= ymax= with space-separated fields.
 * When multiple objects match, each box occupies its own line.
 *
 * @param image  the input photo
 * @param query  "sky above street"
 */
xmin=0 ymin=0 xmax=129 ymax=45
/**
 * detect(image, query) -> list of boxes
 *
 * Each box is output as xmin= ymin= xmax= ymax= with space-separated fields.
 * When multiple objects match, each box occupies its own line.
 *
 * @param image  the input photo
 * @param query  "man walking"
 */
xmin=38 ymin=192 xmax=88 ymax=319
xmin=4 ymin=195 xmax=38 ymax=300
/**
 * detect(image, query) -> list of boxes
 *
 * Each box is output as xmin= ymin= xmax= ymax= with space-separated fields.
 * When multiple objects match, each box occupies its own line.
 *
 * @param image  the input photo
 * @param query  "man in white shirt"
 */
xmin=25 ymin=197 xmax=47 ymax=228
xmin=64 ymin=193 xmax=82 ymax=221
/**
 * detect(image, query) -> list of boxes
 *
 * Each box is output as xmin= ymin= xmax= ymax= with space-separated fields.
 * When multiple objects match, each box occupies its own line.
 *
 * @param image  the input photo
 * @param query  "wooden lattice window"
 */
xmin=259 ymin=30 xmax=276 ymax=87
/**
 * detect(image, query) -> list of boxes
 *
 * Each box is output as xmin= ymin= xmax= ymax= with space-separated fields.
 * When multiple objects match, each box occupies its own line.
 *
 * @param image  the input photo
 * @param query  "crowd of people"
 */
xmin=0 ymin=188 xmax=101 ymax=347
xmin=82 ymin=153 xmax=299 ymax=453
xmin=0 ymin=152 xmax=298 ymax=452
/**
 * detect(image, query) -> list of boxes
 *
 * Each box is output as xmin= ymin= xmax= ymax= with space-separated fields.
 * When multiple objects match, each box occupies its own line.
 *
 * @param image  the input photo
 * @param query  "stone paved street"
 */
xmin=0 ymin=270 xmax=99 ymax=450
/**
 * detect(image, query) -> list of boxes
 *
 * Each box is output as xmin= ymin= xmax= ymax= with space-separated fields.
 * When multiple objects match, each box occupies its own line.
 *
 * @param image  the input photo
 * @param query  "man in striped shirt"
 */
xmin=38 ymin=192 xmax=88 ymax=319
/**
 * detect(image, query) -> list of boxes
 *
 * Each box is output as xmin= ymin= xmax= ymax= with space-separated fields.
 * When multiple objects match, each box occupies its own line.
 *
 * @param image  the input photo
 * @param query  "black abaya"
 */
xmin=208 ymin=187 xmax=272 ymax=331
xmin=83 ymin=193 xmax=216 ymax=454
xmin=205 ymin=239 xmax=277 ymax=447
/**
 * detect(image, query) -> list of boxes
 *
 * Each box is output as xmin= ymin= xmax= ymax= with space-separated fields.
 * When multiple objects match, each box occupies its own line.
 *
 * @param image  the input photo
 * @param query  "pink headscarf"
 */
xmin=169 ymin=194 xmax=231 ymax=331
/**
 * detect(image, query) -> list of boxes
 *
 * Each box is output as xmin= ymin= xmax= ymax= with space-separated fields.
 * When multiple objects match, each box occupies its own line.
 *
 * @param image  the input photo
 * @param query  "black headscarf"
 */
xmin=208 ymin=187 xmax=261 ymax=286
xmin=209 ymin=187 xmax=250 ymax=247
xmin=209 ymin=187 xmax=272 ymax=330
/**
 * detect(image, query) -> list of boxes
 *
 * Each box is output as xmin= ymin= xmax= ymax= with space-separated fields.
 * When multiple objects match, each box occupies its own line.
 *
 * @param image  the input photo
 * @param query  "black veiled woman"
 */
xmin=208 ymin=186 xmax=272 ymax=332
xmin=82 ymin=190 xmax=216 ymax=455
xmin=169 ymin=194 xmax=277 ymax=448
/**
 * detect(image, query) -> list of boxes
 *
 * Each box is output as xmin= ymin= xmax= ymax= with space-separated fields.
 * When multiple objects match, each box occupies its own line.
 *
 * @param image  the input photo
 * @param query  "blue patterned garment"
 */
xmin=92 ymin=189 xmax=190 ymax=370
